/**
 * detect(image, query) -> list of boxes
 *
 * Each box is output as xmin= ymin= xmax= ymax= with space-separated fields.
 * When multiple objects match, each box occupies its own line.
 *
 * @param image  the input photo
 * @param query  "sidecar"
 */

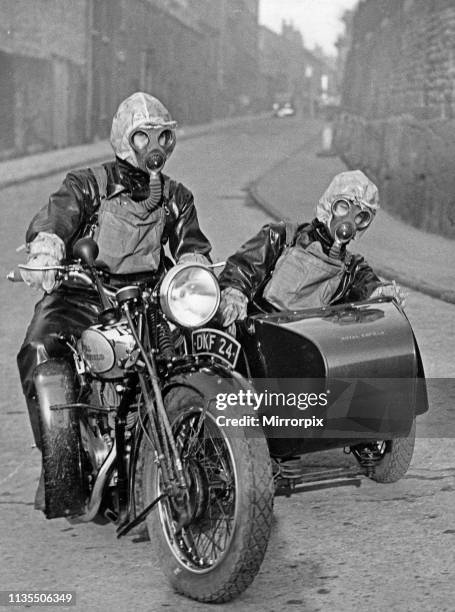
xmin=238 ymin=297 xmax=428 ymax=483
xmin=192 ymin=296 xmax=427 ymax=485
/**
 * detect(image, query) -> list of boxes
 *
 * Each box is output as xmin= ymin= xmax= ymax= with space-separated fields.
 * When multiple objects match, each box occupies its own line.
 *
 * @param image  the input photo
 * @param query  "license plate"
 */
xmin=191 ymin=328 xmax=241 ymax=368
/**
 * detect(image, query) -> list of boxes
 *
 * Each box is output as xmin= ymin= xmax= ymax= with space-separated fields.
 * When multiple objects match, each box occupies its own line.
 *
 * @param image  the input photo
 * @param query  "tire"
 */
xmin=352 ymin=417 xmax=416 ymax=483
xmin=137 ymin=385 xmax=274 ymax=603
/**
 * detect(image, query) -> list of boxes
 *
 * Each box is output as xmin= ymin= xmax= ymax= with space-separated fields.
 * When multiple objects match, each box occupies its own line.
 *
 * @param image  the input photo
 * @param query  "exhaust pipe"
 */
xmin=69 ymin=441 xmax=117 ymax=523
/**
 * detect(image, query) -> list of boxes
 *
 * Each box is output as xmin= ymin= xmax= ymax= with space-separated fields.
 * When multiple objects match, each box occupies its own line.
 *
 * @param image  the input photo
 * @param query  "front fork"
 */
xmin=116 ymin=304 xmax=191 ymax=537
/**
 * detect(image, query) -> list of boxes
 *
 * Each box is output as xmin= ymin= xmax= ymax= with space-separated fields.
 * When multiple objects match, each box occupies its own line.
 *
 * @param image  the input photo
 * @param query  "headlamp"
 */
xmin=159 ymin=263 xmax=220 ymax=328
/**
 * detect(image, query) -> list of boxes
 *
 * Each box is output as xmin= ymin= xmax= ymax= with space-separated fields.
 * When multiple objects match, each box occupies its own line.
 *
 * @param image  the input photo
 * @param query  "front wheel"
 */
xmin=351 ymin=417 xmax=416 ymax=483
xmin=139 ymin=386 xmax=274 ymax=603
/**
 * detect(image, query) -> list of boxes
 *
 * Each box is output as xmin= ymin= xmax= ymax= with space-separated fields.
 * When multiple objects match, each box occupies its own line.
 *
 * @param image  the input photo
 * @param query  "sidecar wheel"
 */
xmin=139 ymin=386 xmax=274 ymax=603
xmin=351 ymin=417 xmax=416 ymax=483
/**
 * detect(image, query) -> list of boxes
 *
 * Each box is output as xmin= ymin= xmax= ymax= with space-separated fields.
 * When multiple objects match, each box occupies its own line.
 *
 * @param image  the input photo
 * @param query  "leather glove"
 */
xmin=219 ymin=287 xmax=248 ymax=328
xmin=370 ymin=281 xmax=407 ymax=308
xmin=20 ymin=232 xmax=65 ymax=294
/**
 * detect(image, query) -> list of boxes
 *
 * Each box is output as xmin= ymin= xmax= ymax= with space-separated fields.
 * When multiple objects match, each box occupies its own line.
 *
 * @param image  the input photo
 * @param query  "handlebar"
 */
xmin=7 ymin=260 xmax=225 ymax=298
xmin=7 ymin=264 xmax=68 ymax=282
xmin=7 ymin=263 xmax=117 ymax=299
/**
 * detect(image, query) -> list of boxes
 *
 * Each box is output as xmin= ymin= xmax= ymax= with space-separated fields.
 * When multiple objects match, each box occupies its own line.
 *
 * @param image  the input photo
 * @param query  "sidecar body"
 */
xmin=234 ymin=297 xmax=428 ymax=459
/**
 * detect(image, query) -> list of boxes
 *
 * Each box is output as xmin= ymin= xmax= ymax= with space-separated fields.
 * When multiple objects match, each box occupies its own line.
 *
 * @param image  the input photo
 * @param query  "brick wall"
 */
xmin=335 ymin=0 xmax=455 ymax=238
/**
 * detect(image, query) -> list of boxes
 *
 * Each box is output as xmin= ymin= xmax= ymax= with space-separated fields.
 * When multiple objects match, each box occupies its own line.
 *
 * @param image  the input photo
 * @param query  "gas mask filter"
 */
xmin=129 ymin=126 xmax=176 ymax=210
xmin=328 ymin=198 xmax=373 ymax=259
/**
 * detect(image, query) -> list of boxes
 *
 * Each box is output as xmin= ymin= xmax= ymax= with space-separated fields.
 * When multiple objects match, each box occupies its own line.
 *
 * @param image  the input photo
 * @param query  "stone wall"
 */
xmin=335 ymin=0 xmax=455 ymax=238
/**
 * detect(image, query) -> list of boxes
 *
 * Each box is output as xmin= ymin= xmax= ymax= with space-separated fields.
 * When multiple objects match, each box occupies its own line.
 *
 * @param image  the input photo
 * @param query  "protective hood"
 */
xmin=316 ymin=170 xmax=379 ymax=238
xmin=110 ymin=92 xmax=177 ymax=167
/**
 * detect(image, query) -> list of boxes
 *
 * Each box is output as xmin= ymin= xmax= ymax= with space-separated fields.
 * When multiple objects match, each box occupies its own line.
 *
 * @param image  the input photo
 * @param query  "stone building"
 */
xmin=258 ymin=26 xmax=290 ymax=106
xmin=91 ymin=0 xmax=218 ymax=136
xmin=335 ymin=0 xmax=455 ymax=237
xmin=258 ymin=21 xmax=337 ymax=117
xmin=0 ymin=0 xmax=336 ymax=160
xmin=0 ymin=0 xmax=89 ymax=157
xmin=334 ymin=9 xmax=354 ymax=97
xmin=0 ymin=0 xmax=261 ymax=158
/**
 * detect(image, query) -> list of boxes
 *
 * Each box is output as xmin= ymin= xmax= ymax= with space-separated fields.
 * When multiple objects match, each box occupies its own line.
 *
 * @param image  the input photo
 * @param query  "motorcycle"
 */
xmin=8 ymin=237 xmax=428 ymax=603
xmin=10 ymin=237 xmax=274 ymax=604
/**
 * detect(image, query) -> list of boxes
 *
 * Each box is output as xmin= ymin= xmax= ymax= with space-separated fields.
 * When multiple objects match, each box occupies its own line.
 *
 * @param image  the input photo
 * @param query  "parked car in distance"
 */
xmin=272 ymin=101 xmax=295 ymax=118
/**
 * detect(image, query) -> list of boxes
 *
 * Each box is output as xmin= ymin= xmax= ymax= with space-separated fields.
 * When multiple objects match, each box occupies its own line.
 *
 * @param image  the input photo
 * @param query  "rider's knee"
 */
xmin=17 ymin=339 xmax=49 ymax=386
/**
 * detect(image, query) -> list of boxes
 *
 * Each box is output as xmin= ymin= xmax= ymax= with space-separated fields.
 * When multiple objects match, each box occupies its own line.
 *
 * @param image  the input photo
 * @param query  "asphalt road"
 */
xmin=0 ymin=117 xmax=454 ymax=612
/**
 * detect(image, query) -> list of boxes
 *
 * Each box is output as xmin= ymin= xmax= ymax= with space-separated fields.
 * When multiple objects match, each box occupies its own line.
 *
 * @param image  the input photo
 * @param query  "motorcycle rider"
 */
xmin=17 ymin=92 xmax=212 ymax=508
xmin=219 ymin=170 xmax=404 ymax=328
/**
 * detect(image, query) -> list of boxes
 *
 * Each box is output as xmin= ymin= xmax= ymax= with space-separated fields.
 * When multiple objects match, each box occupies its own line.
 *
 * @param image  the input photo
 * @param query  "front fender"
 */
xmin=130 ymin=365 xmax=258 ymax=518
xmin=164 ymin=364 xmax=255 ymax=406
xmin=132 ymin=365 xmax=254 ymax=480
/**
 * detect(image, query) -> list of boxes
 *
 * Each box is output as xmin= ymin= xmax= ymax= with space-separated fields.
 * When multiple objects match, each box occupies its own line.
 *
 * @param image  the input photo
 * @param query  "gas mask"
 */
xmin=315 ymin=170 xmax=380 ymax=259
xmin=129 ymin=125 xmax=176 ymax=209
xmin=328 ymin=197 xmax=373 ymax=258
xmin=110 ymin=92 xmax=177 ymax=210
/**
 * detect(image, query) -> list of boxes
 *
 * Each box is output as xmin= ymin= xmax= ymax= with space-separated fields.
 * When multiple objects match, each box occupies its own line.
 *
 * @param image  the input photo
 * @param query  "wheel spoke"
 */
xmin=156 ymin=411 xmax=237 ymax=571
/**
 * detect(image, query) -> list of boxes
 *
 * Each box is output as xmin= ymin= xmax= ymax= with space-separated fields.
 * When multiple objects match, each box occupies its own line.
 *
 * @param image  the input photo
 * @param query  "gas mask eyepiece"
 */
xmin=131 ymin=130 xmax=149 ymax=151
xmin=354 ymin=209 xmax=373 ymax=230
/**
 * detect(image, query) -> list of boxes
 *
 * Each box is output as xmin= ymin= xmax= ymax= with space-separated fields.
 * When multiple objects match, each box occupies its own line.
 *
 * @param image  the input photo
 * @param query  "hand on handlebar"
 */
xmin=20 ymin=253 xmax=62 ymax=293
xmin=370 ymin=280 xmax=407 ymax=308
xmin=11 ymin=261 xmax=118 ymax=303
xmin=18 ymin=232 xmax=66 ymax=294
xmin=219 ymin=287 xmax=249 ymax=335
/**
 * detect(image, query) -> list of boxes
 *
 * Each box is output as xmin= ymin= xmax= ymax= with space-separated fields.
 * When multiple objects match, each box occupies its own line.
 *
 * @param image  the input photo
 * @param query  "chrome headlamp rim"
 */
xmin=159 ymin=263 xmax=220 ymax=329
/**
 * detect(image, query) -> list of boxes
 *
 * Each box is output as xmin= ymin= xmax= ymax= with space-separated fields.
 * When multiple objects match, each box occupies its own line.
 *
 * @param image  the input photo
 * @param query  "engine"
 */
xmin=77 ymin=319 xmax=136 ymax=379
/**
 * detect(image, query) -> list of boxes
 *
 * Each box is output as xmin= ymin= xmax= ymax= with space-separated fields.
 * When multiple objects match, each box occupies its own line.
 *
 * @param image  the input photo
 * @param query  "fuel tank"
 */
xmin=239 ymin=299 xmax=427 ymax=457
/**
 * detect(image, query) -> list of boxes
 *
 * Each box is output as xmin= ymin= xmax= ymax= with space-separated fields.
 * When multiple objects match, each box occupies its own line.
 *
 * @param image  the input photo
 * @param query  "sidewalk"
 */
xmin=0 ymin=113 xmax=269 ymax=190
xmin=249 ymin=132 xmax=455 ymax=304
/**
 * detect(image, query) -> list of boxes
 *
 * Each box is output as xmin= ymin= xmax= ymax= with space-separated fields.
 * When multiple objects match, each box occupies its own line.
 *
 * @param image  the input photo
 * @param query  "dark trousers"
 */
xmin=17 ymin=288 xmax=101 ymax=448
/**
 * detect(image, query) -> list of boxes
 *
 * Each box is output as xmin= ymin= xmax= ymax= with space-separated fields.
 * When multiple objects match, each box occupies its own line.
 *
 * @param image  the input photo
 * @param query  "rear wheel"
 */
xmin=139 ymin=386 xmax=274 ymax=603
xmin=351 ymin=417 xmax=416 ymax=483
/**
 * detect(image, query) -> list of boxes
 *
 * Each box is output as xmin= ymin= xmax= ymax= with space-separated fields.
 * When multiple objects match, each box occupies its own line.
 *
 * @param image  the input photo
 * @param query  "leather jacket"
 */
xmin=219 ymin=219 xmax=382 ymax=308
xmin=26 ymin=157 xmax=212 ymax=265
